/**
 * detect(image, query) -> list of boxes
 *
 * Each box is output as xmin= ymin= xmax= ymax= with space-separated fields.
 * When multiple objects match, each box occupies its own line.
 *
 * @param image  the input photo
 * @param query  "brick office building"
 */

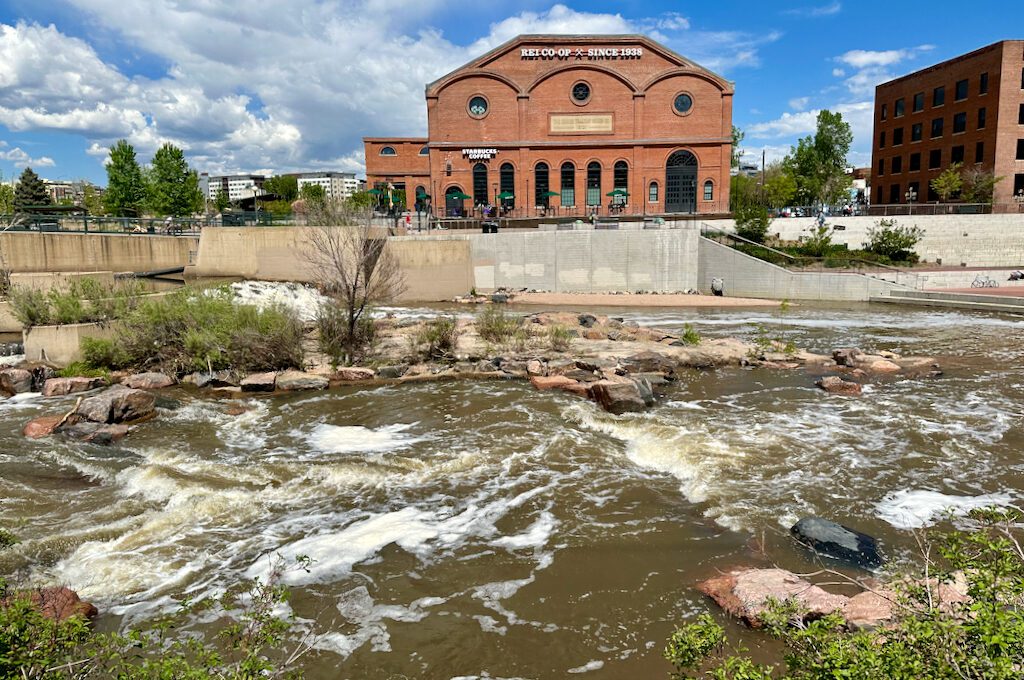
xmin=871 ymin=40 xmax=1024 ymax=212
xmin=364 ymin=34 xmax=734 ymax=218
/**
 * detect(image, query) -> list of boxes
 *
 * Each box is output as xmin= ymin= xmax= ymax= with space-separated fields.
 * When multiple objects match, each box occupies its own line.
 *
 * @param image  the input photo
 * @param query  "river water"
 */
xmin=1 ymin=302 xmax=1023 ymax=679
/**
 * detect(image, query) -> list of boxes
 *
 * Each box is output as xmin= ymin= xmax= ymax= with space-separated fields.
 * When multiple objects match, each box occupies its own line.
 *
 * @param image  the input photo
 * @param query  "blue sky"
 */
xmin=0 ymin=0 xmax=1021 ymax=185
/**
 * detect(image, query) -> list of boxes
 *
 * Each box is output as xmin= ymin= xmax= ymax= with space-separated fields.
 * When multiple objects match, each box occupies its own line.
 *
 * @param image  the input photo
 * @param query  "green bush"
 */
xmin=7 ymin=278 xmax=146 ymax=328
xmin=415 ymin=316 xmax=459 ymax=360
xmin=56 ymin=362 xmax=110 ymax=379
xmin=680 ymin=324 xmax=701 ymax=346
xmin=81 ymin=287 xmax=304 ymax=376
xmin=7 ymin=287 xmax=51 ymax=327
xmin=665 ymin=508 xmax=1024 ymax=679
xmin=864 ymin=218 xmax=924 ymax=262
xmin=546 ymin=324 xmax=574 ymax=352
xmin=316 ymin=299 xmax=376 ymax=368
xmin=734 ymin=203 xmax=771 ymax=243
xmin=0 ymin=529 xmax=16 ymax=550
xmin=795 ymin=224 xmax=838 ymax=258
xmin=476 ymin=305 xmax=522 ymax=344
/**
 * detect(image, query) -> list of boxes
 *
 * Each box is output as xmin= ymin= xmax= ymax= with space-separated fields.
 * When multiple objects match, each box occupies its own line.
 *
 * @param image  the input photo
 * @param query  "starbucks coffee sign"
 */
xmin=520 ymin=47 xmax=643 ymax=60
xmin=462 ymin=148 xmax=497 ymax=160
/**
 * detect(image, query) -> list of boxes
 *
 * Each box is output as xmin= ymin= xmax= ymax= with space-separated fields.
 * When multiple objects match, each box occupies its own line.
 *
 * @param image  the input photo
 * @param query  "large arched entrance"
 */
xmin=665 ymin=150 xmax=698 ymax=213
xmin=445 ymin=185 xmax=466 ymax=217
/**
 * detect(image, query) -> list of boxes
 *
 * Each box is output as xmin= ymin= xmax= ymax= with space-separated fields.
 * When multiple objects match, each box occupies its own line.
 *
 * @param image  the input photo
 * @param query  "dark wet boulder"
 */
xmin=620 ymin=350 xmax=677 ymax=376
xmin=490 ymin=293 xmax=509 ymax=304
xmin=577 ymin=313 xmax=598 ymax=328
xmin=590 ymin=377 xmax=654 ymax=414
xmin=77 ymin=385 xmax=156 ymax=424
xmin=61 ymin=422 xmax=130 ymax=445
xmin=791 ymin=517 xmax=884 ymax=569
xmin=0 ymin=368 xmax=34 ymax=395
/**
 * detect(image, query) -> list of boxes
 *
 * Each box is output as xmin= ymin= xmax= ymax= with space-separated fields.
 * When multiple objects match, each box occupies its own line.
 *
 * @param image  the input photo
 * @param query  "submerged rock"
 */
xmin=816 ymin=376 xmax=863 ymax=396
xmin=61 ymin=422 xmax=130 ymax=445
xmin=276 ymin=370 xmax=328 ymax=391
xmin=529 ymin=374 xmax=589 ymax=396
xmin=240 ymin=372 xmax=277 ymax=392
xmin=0 ymin=368 xmax=33 ymax=396
xmin=41 ymin=376 xmax=108 ymax=397
xmin=791 ymin=517 xmax=884 ymax=569
xmin=122 ymin=372 xmax=175 ymax=390
xmin=77 ymin=386 xmax=156 ymax=424
xmin=699 ymin=568 xmax=849 ymax=628
xmin=589 ymin=377 xmax=653 ymax=414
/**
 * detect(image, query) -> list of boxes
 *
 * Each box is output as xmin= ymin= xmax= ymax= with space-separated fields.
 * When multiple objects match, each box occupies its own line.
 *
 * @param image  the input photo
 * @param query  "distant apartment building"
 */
xmin=40 ymin=179 xmax=103 ymax=206
xmin=871 ymin=40 xmax=1024 ymax=211
xmin=294 ymin=172 xmax=360 ymax=200
xmin=200 ymin=173 xmax=267 ymax=202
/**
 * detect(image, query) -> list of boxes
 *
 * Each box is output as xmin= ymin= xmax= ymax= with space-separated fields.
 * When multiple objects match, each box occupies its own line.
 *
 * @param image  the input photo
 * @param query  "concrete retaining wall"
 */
xmin=0 ymin=302 xmax=18 ymax=333
xmin=466 ymin=228 xmax=699 ymax=293
xmin=9 ymin=271 xmax=115 ymax=292
xmin=0 ymin=232 xmax=196 ymax=273
xmin=698 ymin=238 xmax=909 ymax=301
xmin=23 ymin=322 xmax=116 ymax=366
xmin=707 ymin=213 xmax=1024 ymax=267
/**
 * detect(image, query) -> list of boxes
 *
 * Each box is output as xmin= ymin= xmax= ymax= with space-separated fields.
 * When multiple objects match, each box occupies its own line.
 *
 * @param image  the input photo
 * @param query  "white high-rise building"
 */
xmin=295 ymin=172 xmax=359 ymax=200
xmin=201 ymin=174 xmax=267 ymax=202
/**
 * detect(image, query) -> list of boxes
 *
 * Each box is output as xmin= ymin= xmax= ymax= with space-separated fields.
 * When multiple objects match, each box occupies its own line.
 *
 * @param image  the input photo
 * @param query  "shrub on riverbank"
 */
xmin=665 ymin=508 xmax=1024 ymax=679
xmin=81 ymin=287 xmax=304 ymax=375
xmin=8 ymin=278 xmax=145 ymax=327
xmin=477 ymin=305 xmax=522 ymax=344
xmin=414 ymin=316 xmax=459 ymax=360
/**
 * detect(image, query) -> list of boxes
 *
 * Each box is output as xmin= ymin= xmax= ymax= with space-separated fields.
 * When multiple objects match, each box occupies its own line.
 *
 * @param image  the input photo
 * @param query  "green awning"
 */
xmin=497 ymin=191 xmax=514 ymax=200
xmin=448 ymin=192 xmax=471 ymax=200
xmin=542 ymin=191 xmax=560 ymax=197
xmin=416 ymin=192 xmax=431 ymax=199
xmin=607 ymin=188 xmax=629 ymax=197
xmin=368 ymin=188 xmax=384 ymax=195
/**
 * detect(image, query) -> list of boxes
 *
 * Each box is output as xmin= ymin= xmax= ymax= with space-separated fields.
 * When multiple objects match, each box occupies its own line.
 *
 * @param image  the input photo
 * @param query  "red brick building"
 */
xmin=364 ymin=34 xmax=734 ymax=218
xmin=871 ymin=40 xmax=1024 ymax=211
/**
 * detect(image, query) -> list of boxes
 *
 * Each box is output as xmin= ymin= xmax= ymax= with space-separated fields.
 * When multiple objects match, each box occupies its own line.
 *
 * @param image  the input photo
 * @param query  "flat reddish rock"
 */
xmin=333 ymin=367 xmax=375 ymax=381
xmin=42 ymin=376 xmax=108 ymax=397
xmin=699 ymin=568 xmax=849 ymax=627
xmin=816 ymin=376 xmax=862 ymax=396
xmin=23 ymin=415 xmax=66 ymax=439
xmin=122 ymin=372 xmax=175 ymax=390
xmin=2 ymin=586 xmax=98 ymax=623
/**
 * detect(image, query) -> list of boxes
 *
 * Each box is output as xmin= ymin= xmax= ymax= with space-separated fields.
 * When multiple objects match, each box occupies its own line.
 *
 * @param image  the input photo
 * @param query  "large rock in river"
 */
xmin=77 ymin=385 xmax=156 ymax=424
xmin=699 ymin=567 xmax=848 ymax=627
xmin=0 ymin=368 xmax=33 ymax=396
xmin=42 ymin=376 xmax=108 ymax=397
xmin=791 ymin=517 xmax=884 ymax=569
xmin=1 ymin=586 xmax=98 ymax=623
xmin=122 ymin=372 xmax=175 ymax=390
xmin=276 ymin=370 xmax=328 ymax=391
xmin=815 ymin=376 xmax=862 ymax=396
xmin=23 ymin=415 xmax=68 ymax=439
xmin=240 ymin=372 xmax=277 ymax=392
xmin=590 ymin=377 xmax=655 ymax=414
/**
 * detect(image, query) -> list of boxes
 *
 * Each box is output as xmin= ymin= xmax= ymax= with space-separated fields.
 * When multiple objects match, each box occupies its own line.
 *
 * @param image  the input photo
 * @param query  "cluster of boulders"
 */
xmin=23 ymin=383 xmax=158 ymax=445
xmin=814 ymin=347 xmax=942 ymax=396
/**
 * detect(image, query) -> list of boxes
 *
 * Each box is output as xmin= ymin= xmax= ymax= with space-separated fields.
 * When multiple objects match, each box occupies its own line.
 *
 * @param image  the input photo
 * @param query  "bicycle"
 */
xmin=971 ymin=275 xmax=999 ymax=288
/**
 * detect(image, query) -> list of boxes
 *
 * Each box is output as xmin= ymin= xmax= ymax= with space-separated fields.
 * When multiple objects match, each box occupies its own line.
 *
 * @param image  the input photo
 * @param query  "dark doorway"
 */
xmin=445 ymin=185 xmax=465 ymax=217
xmin=534 ymin=163 xmax=549 ymax=208
xmin=472 ymin=163 xmax=488 ymax=209
xmin=665 ymin=150 xmax=697 ymax=213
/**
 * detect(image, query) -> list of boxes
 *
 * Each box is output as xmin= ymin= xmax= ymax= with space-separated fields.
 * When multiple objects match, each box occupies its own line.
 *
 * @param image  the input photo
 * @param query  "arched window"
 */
xmin=586 ymin=161 xmax=601 ymax=207
xmin=414 ymin=185 xmax=427 ymax=212
xmin=418 ymin=146 xmax=429 ymax=156
xmin=500 ymin=162 xmax=515 ymax=210
xmin=560 ymin=162 xmax=575 ymax=207
xmin=472 ymin=163 xmax=488 ymax=207
xmin=380 ymin=146 xmax=397 ymax=156
xmin=649 ymin=182 xmax=659 ymax=203
xmin=703 ymin=180 xmax=714 ymax=201
xmin=534 ymin=162 xmax=550 ymax=207
xmin=445 ymin=185 xmax=466 ymax=217
xmin=613 ymin=161 xmax=629 ymax=205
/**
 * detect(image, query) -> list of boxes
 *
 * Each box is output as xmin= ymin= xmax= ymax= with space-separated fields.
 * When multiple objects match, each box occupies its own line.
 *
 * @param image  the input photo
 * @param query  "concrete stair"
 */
xmin=870 ymin=289 xmax=1024 ymax=314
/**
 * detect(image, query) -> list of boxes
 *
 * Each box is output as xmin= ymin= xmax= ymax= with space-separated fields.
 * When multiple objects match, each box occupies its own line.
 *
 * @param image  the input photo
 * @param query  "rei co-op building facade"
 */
xmin=364 ymin=35 xmax=734 ymax=219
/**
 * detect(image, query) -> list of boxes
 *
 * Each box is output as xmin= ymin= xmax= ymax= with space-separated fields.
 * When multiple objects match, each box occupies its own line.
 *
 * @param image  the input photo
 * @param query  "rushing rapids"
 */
xmin=1 ymin=302 xmax=1022 ymax=678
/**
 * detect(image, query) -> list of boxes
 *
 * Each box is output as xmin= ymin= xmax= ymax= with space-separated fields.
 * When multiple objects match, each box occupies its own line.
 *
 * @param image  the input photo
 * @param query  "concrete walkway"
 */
xmin=510 ymin=292 xmax=781 ymax=308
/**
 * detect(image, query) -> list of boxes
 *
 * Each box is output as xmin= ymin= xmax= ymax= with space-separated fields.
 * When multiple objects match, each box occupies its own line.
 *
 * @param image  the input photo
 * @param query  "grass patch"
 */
xmin=476 ymin=305 xmax=522 ymax=344
xmin=546 ymin=325 xmax=574 ymax=352
xmin=680 ymin=324 xmax=701 ymax=346
xmin=56 ymin=362 xmax=110 ymax=380
xmin=8 ymin=278 xmax=145 ymax=328
xmin=414 ymin=316 xmax=459 ymax=360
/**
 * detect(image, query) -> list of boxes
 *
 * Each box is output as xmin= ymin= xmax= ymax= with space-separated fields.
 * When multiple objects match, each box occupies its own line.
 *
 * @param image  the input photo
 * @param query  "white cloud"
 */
xmin=832 ymin=68 xmax=846 ymax=77
xmin=784 ymin=2 xmax=842 ymax=18
xmin=789 ymin=96 xmax=810 ymax=111
xmin=0 ymin=141 xmax=55 ymax=167
xmin=832 ymin=45 xmax=935 ymax=96
xmin=747 ymin=101 xmax=872 ymax=140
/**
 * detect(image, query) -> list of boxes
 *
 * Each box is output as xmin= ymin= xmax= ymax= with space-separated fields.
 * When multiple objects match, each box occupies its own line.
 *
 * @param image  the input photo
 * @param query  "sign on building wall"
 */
xmin=549 ymin=114 xmax=614 ymax=134
xmin=462 ymin=148 xmax=498 ymax=160
xmin=520 ymin=47 xmax=643 ymax=60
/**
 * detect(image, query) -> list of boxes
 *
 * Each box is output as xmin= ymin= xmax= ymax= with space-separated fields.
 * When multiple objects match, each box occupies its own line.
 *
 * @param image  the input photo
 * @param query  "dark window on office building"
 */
xmin=929 ymin=149 xmax=942 ymax=169
xmin=895 ymin=98 xmax=905 ymax=117
xmin=928 ymin=184 xmax=939 ymax=202
xmin=913 ymin=92 xmax=924 ymax=112
xmin=881 ymin=103 xmax=887 ymax=121
xmin=893 ymin=127 xmax=904 ymax=145
xmin=931 ymin=117 xmax=944 ymax=137
xmin=908 ymin=181 xmax=920 ymax=200
xmin=890 ymin=184 xmax=901 ymax=203
xmin=933 ymin=86 xmax=945 ymax=107
xmin=978 ymin=107 xmax=986 ymax=129
xmin=909 ymin=152 xmax=921 ymax=171
xmin=951 ymin=145 xmax=965 ymax=164
xmin=911 ymin=122 xmax=922 ymax=141
xmin=879 ymin=130 xmax=886 ymax=148
xmin=1015 ymin=174 xmax=1024 ymax=198
xmin=980 ymin=72 xmax=988 ymax=95
xmin=1019 ymin=103 xmax=1024 ymax=124
xmin=1021 ymin=67 xmax=1024 ymax=89
xmin=1017 ymin=139 xmax=1024 ymax=160
xmin=953 ymin=112 xmax=967 ymax=133
xmin=892 ymin=156 xmax=903 ymax=173
xmin=878 ymin=158 xmax=885 ymax=175
xmin=975 ymin=141 xmax=984 ymax=163
xmin=955 ymin=79 xmax=968 ymax=101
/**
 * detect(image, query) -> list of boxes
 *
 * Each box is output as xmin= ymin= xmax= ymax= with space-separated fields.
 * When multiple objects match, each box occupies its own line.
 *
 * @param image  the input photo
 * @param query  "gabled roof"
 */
xmin=426 ymin=34 xmax=734 ymax=96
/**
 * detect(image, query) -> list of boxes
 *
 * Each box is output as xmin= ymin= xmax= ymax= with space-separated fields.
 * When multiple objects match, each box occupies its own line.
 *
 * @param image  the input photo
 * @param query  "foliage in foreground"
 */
xmin=81 ymin=287 xmax=304 ymax=376
xmin=317 ymin=298 xmax=377 ymax=368
xmin=863 ymin=219 xmax=924 ymax=263
xmin=0 ymin=549 xmax=314 ymax=679
xmin=413 ymin=316 xmax=459 ymax=360
xmin=8 ymin=278 xmax=145 ymax=327
xmin=666 ymin=508 xmax=1024 ymax=679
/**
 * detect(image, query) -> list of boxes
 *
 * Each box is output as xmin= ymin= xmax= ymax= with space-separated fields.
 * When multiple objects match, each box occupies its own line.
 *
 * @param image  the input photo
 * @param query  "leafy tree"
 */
xmin=299 ymin=183 xmax=326 ymax=204
xmin=345 ymin=190 xmax=375 ymax=210
xmin=0 ymin=174 xmax=13 ymax=214
xmin=103 ymin=140 xmax=147 ymax=217
xmin=214 ymin=191 xmax=232 ymax=214
xmin=930 ymin=162 xmax=963 ymax=202
xmin=82 ymin=182 xmax=104 ymax=215
xmin=864 ymin=218 xmax=924 ymax=262
xmin=734 ymin=203 xmax=771 ymax=243
xmin=783 ymin=110 xmax=853 ymax=206
xmin=263 ymin=175 xmax=298 ymax=201
xmin=13 ymin=167 xmax=50 ymax=212
xmin=960 ymin=166 xmax=1003 ymax=204
xmin=763 ymin=162 xmax=797 ymax=209
xmin=730 ymin=174 xmax=759 ymax=212
xmin=145 ymin=142 xmax=203 ymax=217
xmin=731 ymin=126 xmax=745 ymax=169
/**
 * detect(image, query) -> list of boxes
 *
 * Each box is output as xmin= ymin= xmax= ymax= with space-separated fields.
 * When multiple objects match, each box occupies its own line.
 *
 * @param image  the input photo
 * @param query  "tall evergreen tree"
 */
xmin=146 ymin=143 xmax=203 ymax=217
xmin=104 ymin=140 xmax=146 ymax=217
xmin=13 ymin=167 xmax=51 ymax=213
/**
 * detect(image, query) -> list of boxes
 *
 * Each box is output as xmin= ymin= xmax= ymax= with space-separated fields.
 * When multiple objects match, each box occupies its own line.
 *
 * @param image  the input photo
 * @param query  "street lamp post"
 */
xmin=905 ymin=187 xmax=917 ymax=216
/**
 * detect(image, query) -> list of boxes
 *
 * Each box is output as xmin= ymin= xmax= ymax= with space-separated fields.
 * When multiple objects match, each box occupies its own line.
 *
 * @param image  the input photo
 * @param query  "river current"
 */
xmin=1 ymin=302 xmax=1022 ymax=678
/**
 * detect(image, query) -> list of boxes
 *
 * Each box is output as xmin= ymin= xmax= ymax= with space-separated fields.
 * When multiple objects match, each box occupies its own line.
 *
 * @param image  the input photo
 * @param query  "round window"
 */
xmin=673 ymin=93 xmax=693 ymax=115
xmin=572 ymin=82 xmax=591 ymax=103
xmin=468 ymin=96 xmax=488 ymax=118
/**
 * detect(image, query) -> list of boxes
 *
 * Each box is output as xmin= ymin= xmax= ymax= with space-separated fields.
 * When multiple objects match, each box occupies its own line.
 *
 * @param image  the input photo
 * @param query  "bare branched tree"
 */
xmin=303 ymin=199 xmax=406 ymax=364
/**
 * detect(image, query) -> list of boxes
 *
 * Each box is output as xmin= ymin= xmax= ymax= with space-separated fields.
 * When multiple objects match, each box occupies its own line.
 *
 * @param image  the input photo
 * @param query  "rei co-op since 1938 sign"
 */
xmin=520 ymin=47 xmax=643 ymax=60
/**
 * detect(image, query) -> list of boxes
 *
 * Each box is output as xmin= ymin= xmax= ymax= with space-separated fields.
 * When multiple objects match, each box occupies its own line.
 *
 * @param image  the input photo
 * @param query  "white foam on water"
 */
xmin=491 ymin=511 xmax=557 ymax=551
xmin=230 ymin=280 xmax=328 ymax=323
xmin=307 ymin=422 xmax=425 ymax=455
xmin=0 ymin=353 xmax=25 ymax=367
xmin=568 ymin=660 xmax=605 ymax=674
xmin=876 ymin=489 xmax=1015 ymax=529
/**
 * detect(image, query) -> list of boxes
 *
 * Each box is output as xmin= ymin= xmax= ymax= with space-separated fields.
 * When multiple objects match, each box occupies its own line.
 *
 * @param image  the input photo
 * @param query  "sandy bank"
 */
xmin=507 ymin=292 xmax=781 ymax=308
